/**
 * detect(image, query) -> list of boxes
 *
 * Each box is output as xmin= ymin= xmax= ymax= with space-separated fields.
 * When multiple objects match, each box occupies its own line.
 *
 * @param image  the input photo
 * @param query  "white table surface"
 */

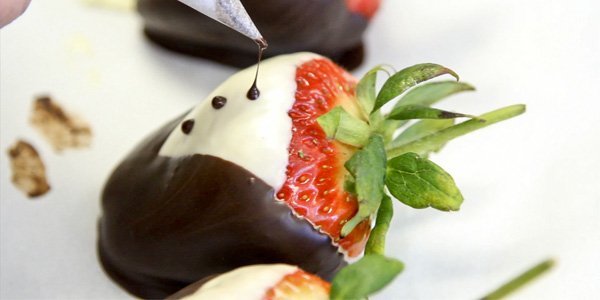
xmin=1 ymin=0 xmax=599 ymax=299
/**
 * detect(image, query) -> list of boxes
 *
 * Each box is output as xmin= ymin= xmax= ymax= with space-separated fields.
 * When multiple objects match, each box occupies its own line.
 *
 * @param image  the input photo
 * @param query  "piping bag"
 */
xmin=177 ymin=0 xmax=267 ymax=47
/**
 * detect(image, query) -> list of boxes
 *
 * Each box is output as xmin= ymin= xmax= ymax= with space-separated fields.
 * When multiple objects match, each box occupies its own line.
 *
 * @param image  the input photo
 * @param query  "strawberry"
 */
xmin=345 ymin=0 xmax=381 ymax=19
xmin=278 ymin=58 xmax=371 ymax=257
xmin=100 ymin=52 xmax=526 ymax=299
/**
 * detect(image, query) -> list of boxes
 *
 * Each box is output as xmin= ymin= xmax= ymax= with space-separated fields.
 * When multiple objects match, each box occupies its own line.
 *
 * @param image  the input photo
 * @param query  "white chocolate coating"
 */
xmin=159 ymin=52 xmax=320 ymax=191
xmin=180 ymin=264 xmax=298 ymax=300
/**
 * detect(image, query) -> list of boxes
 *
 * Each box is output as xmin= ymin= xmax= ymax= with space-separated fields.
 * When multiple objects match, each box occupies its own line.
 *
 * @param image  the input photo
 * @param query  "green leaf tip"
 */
xmin=388 ymin=104 xmax=480 ymax=121
xmin=480 ymin=258 xmax=555 ymax=300
xmin=390 ymin=119 xmax=455 ymax=153
xmin=394 ymin=80 xmax=475 ymax=108
xmin=386 ymin=104 xmax=526 ymax=158
xmin=330 ymin=254 xmax=404 ymax=300
xmin=386 ymin=152 xmax=463 ymax=211
xmin=365 ymin=195 xmax=393 ymax=256
xmin=372 ymin=63 xmax=459 ymax=113
xmin=341 ymin=134 xmax=387 ymax=237
xmin=356 ymin=65 xmax=394 ymax=114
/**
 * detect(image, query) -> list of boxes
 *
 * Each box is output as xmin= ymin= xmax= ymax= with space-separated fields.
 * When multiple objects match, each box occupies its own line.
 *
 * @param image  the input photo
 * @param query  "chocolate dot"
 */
xmin=181 ymin=119 xmax=195 ymax=134
xmin=211 ymin=96 xmax=227 ymax=109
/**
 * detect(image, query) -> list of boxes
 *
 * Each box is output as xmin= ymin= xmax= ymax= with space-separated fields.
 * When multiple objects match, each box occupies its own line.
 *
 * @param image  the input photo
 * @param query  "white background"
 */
xmin=1 ymin=0 xmax=598 ymax=299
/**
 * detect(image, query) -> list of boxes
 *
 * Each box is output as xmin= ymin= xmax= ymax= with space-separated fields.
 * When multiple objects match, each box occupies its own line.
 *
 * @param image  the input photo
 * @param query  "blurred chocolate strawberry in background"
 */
xmin=137 ymin=0 xmax=381 ymax=70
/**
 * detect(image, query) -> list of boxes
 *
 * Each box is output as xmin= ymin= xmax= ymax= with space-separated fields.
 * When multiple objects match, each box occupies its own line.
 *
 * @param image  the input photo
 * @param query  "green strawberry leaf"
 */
xmin=388 ymin=104 xmax=480 ymax=121
xmin=358 ymin=66 xmax=399 ymax=144
xmin=343 ymin=174 xmax=357 ymax=194
xmin=386 ymin=104 xmax=526 ymax=157
xmin=365 ymin=195 xmax=393 ymax=256
xmin=386 ymin=152 xmax=463 ymax=211
xmin=341 ymin=134 xmax=387 ymax=237
xmin=356 ymin=65 xmax=392 ymax=114
xmin=330 ymin=254 xmax=404 ymax=300
xmin=372 ymin=64 xmax=459 ymax=113
xmin=391 ymin=81 xmax=474 ymax=132
xmin=377 ymin=119 xmax=403 ymax=145
xmin=391 ymin=119 xmax=455 ymax=148
xmin=369 ymin=112 xmax=401 ymax=145
xmin=394 ymin=80 xmax=475 ymax=108
xmin=317 ymin=106 xmax=371 ymax=147
xmin=390 ymin=119 xmax=455 ymax=158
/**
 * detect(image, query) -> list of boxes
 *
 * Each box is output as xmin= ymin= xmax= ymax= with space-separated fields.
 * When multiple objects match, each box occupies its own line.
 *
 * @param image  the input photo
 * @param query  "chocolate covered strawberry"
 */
xmin=167 ymin=264 xmax=331 ymax=300
xmin=99 ymin=52 xmax=525 ymax=299
xmin=166 ymin=259 xmax=409 ymax=300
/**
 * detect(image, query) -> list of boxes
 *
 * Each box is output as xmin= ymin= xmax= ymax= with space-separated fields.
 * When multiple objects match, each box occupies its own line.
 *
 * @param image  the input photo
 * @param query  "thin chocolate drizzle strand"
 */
xmin=255 ymin=37 xmax=268 ymax=49
xmin=211 ymin=96 xmax=227 ymax=109
xmin=246 ymin=38 xmax=267 ymax=100
xmin=181 ymin=119 xmax=195 ymax=134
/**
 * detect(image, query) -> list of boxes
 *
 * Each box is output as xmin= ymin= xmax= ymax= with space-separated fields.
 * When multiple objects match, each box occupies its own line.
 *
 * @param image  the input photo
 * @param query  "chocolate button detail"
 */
xmin=211 ymin=96 xmax=227 ymax=109
xmin=181 ymin=119 xmax=195 ymax=134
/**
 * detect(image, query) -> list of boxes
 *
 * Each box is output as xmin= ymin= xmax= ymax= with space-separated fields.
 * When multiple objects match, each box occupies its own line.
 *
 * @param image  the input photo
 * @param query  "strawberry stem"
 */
xmin=385 ymin=104 xmax=526 ymax=158
xmin=479 ymin=258 xmax=555 ymax=300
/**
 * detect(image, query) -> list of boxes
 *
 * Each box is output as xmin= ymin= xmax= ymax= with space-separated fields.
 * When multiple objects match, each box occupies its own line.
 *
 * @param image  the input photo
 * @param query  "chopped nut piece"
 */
xmin=8 ymin=140 xmax=51 ymax=198
xmin=30 ymin=96 xmax=92 ymax=151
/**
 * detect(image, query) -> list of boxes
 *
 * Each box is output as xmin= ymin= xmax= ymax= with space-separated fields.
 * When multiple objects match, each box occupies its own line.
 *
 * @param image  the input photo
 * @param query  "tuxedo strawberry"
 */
xmin=100 ymin=53 xmax=351 ymax=299
xmin=99 ymin=52 xmax=525 ymax=299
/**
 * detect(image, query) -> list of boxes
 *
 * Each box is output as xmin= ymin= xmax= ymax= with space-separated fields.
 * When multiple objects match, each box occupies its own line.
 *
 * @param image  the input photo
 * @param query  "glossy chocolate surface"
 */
xmin=98 ymin=116 xmax=346 ymax=299
xmin=137 ymin=0 xmax=368 ymax=70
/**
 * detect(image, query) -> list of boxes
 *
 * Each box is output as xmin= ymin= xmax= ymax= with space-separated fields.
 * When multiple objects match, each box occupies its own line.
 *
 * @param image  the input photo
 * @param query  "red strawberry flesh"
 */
xmin=277 ymin=58 xmax=370 ymax=258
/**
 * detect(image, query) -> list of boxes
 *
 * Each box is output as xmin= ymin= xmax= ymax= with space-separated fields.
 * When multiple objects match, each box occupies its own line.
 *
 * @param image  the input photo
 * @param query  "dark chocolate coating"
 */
xmin=165 ymin=275 xmax=215 ymax=300
xmin=137 ymin=0 xmax=368 ymax=70
xmin=98 ymin=116 xmax=346 ymax=299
